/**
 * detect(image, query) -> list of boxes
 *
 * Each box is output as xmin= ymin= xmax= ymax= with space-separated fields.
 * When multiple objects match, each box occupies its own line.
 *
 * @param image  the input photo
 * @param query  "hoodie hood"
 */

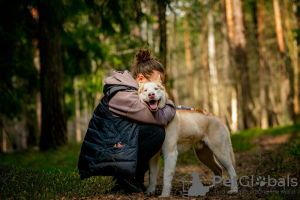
xmin=104 ymin=70 xmax=139 ymax=88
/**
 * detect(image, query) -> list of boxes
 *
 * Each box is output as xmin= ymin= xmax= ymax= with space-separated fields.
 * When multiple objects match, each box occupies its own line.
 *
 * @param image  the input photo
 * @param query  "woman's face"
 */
xmin=136 ymin=70 xmax=165 ymax=84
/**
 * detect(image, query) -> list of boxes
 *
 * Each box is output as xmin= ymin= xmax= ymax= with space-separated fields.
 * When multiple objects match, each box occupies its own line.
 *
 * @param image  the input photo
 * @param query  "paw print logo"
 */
xmin=256 ymin=176 xmax=266 ymax=186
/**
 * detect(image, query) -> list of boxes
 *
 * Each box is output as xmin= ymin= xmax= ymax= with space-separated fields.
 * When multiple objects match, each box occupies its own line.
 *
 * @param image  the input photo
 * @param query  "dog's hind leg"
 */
xmin=146 ymin=151 xmax=160 ymax=195
xmin=194 ymin=141 xmax=222 ymax=189
xmin=203 ymin=134 xmax=238 ymax=194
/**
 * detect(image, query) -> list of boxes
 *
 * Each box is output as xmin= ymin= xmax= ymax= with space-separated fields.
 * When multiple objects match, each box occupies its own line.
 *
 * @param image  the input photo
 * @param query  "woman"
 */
xmin=78 ymin=49 xmax=177 ymax=194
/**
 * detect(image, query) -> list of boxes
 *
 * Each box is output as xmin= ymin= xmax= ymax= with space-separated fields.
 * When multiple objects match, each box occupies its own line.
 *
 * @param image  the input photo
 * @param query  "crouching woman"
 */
xmin=78 ymin=49 xmax=176 ymax=194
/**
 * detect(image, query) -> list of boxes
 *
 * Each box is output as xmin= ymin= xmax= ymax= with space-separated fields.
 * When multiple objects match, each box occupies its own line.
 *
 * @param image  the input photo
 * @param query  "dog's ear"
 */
xmin=165 ymin=90 xmax=169 ymax=104
xmin=138 ymin=82 xmax=144 ymax=95
xmin=155 ymin=74 xmax=162 ymax=84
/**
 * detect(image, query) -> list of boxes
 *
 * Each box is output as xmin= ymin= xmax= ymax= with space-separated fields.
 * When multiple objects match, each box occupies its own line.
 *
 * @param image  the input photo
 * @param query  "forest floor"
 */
xmin=1 ymin=124 xmax=300 ymax=199
xmin=91 ymin=133 xmax=300 ymax=199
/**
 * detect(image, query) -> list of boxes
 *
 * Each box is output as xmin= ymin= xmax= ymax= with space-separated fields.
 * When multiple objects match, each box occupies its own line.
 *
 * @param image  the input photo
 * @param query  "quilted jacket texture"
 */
xmin=78 ymin=84 xmax=139 ymax=179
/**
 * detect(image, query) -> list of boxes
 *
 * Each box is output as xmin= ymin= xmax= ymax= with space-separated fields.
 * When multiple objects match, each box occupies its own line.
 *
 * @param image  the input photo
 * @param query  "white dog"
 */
xmin=138 ymin=76 xmax=238 ymax=197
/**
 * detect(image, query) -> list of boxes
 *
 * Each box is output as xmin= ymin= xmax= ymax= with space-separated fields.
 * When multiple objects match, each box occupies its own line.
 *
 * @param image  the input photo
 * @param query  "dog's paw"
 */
xmin=158 ymin=194 xmax=169 ymax=198
xmin=146 ymin=187 xmax=155 ymax=196
xmin=227 ymin=189 xmax=238 ymax=194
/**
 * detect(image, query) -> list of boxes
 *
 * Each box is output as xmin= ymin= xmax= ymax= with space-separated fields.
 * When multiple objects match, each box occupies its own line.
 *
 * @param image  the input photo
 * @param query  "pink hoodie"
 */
xmin=104 ymin=70 xmax=176 ymax=127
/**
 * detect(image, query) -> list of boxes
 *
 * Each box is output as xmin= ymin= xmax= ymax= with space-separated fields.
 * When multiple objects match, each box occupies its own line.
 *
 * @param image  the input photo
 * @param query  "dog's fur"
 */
xmin=138 ymin=76 xmax=238 ymax=197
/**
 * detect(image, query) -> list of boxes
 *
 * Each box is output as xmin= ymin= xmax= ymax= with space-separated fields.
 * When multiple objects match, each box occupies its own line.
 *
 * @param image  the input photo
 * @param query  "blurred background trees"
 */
xmin=0 ymin=0 xmax=299 ymax=151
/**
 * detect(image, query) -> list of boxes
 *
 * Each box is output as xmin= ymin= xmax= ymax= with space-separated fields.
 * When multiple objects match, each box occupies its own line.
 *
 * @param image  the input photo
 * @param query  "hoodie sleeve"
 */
xmin=108 ymin=90 xmax=176 ymax=127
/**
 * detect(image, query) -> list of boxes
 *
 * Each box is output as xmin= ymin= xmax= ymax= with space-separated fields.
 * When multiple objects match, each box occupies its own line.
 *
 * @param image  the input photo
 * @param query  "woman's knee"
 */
xmin=152 ymin=125 xmax=165 ymax=142
xmin=139 ymin=125 xmax=165 ymax=141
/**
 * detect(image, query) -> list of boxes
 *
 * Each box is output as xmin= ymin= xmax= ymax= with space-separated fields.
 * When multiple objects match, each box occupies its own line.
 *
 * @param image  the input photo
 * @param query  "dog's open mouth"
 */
xmin=145 ymin=99 xmax=161 ymax=111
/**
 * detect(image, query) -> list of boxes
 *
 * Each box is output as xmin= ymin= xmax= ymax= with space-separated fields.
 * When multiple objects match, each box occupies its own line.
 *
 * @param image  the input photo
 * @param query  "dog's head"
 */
xmin=138 ymin=75 xmax=168 ymax=112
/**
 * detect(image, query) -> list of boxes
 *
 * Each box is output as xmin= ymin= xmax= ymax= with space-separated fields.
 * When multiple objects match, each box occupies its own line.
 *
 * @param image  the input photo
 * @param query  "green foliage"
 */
xmin=0 ymin=0 xmax=38 ymax=119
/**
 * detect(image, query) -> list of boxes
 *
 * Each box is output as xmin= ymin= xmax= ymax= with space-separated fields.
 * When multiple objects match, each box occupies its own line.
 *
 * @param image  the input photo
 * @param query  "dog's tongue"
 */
xmin=149 ymin=101 xmax=158 ymax=110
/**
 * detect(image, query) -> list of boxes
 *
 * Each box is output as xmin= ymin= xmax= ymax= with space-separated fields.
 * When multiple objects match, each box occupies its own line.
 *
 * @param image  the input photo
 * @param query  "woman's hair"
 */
xmin=131 ymin=49 xmax=165 ymax=80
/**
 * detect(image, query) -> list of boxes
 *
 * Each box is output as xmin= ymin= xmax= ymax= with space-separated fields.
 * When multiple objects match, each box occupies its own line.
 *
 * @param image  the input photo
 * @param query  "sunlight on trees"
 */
xmin=0 ymin=0 xmax=299 ymax=151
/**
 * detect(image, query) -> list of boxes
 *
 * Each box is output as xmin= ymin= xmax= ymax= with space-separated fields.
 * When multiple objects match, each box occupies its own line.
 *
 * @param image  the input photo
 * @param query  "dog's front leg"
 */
xmin=159 ymin=144 xmax=178 ymax=198
xmin=146 ymin=151 xmax=160 ymax=195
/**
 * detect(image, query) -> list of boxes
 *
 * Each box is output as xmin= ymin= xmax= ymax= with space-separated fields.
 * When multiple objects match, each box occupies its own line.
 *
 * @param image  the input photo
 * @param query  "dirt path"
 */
xmin=95 ymin=134 xmax=299 ymax=199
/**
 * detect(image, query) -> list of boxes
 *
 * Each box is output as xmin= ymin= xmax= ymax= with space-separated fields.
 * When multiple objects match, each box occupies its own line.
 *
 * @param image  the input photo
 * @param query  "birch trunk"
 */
xmin=207 ymin=8 xmax=219 ymax=116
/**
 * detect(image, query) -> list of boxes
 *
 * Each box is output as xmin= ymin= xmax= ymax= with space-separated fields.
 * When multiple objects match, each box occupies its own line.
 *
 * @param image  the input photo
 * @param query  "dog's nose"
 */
xmin=148 ymin=92 xmax=155 ymax=99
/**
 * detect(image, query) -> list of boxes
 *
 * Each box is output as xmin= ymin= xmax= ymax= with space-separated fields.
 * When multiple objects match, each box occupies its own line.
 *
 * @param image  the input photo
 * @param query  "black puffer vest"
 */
xmin=78 ymin=84 xmax=139 ymax=179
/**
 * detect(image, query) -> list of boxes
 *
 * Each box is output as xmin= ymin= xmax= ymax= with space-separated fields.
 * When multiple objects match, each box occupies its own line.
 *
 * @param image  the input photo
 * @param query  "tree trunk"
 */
xmin=231 ymin=0 xmax=256 ymax=129
xmin=157 ymin=0 xmax=167 ymax=69
xmin=224 ymin=0 xmax=239 ymax=131
xmin=231 ymin=88 xmax=238 ymax=132
xmin=1 ymin=124 xmax=7 ymax=152
xmin=147 ymin=19 xmax=154 ymax=51
xmin=220 ymin=0 xmax=234 ymax=130
xmin=134 ymin=0 xmax=141 ymax=40
xmin=38 ymin=2 xmax=67 ymax=150
xmin=74 ymin=77 xmax=81 ymax=143
xmin=207 ymin=7 xmax=219 ymax=116
xmin=201 ymin=0 xmax=209 ymax=110
xmin=273 ymin=0 xmax=293 ymax=124
xmin=33 ymin=40 xmax=42 ymax=138
xmin=258 ymin=0 xmax=269 ymax=129
xmin=273 ymin=0 xmax=285 ymax=54
xmin=169 ymin=10 xmax=179 ymax=106
xmin=293 ymin=0 xmax=299 ymax=120
xmin=225 ymin=0 xmax=235 ymax=45
xmin=183 ymin=11 xmax=194 ymax=106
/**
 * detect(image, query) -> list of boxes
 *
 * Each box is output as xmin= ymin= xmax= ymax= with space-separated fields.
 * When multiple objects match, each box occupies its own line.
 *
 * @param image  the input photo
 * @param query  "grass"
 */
xmin=0 ymin=143 xmax=82 ymax=173
xmin=231 ymin=123 xmax=300 ymax=152
xmin=0 ymin=143 xmax=114 ymax=199
xmin=0 ymin=163 xmax=113 ymax=199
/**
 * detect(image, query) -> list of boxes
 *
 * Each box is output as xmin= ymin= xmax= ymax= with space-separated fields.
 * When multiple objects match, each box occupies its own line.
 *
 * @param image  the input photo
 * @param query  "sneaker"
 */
xmin=138 ymin=182 xmax=147 ymax=192
xmin=122 ymin=178 xmax=143 ymax=194
xmin=110 ymin=177 xmax=124 ymax=193
xmin=136 ymin=176 xmax=147 ymax=192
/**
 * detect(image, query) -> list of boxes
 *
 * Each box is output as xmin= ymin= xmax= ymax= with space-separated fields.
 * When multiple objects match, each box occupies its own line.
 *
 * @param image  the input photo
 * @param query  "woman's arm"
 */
xmin=108 ymin=90 xmax=176 ymax=126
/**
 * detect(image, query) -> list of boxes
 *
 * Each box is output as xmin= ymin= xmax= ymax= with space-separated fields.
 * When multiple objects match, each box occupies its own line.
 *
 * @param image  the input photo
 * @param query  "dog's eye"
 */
xmin=144 ymin=89 xmax=147 ymax=92
xmin=154 ymin=88 xmax=159 ymax=90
